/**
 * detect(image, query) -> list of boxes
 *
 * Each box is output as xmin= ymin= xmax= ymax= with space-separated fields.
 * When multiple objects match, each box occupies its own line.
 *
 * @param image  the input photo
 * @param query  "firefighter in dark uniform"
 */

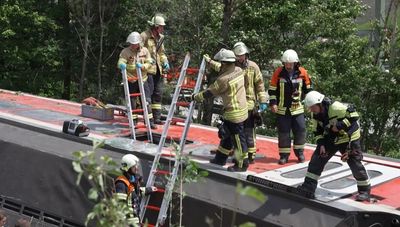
xmin=204 ymin=42 xmax=268 ymax=164
xmin=194 ymin=48 xmax=249 ymax=172
xmin=298 ymin=91 xmax=371 ymax=201
xmin=141 ymin=14 xmax=169 ymax=125
xmin=268 ymin=49 xmax=312 ymax=164
xmin=115 ymin=154 xmax=156 ymax=225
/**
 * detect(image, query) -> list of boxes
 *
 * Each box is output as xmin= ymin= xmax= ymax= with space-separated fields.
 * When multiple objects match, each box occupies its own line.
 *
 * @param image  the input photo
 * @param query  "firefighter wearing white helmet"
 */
xmin=115 ymin=154 xmax=157 ymax=224
xmin=193 ymin=48 xmax=249 ymax=172
xmin=118 ymin=32 xmax=156 ymax=129
xmin=298 ymin=91 xmax=371 ymax=202
xmin=268 ymin=49 xmax=312 ymax=164
xmin=205 ymin=42 xmax=268 ymax=164
xmin=141 ymin=14 xmax=169 ymax=125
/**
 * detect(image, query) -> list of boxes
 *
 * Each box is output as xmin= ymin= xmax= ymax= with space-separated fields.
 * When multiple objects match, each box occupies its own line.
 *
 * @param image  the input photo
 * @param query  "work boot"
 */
xmin=153 ymin=109 xmax=163 ymax=125
xmin=209 ymin=151 xmax=228 ymax=166
xmin=294 ymin=149 xmax=305 ymax=163
xmin=278 ymin=154 xmax=289 ymax=165
xmin=355 ymin=191 xmax=370 ymax=202
xmin=297 ymin=184 xmax=316 ymax=199
xmin=227 ymin=158 xmax=249 ymax=172
xmin=248 ymin=153 xmax=256 ymax=164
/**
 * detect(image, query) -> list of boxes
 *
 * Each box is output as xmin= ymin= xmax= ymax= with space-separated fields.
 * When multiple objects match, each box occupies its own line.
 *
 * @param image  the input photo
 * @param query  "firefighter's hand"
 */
xmin=203 ymin=54 xmax=211 ymax=63
xmin=341 ymin=152 xmax=349 ymax=162
xmin=259 ymin=103 xmax=268 ymax=111
xmin=192 ymin=92 xmax=204 ymax=102
xmin=271 ymin=104 xmax=278 ymax=113
xmin=118 ymin=63 xmax=126 ymax=70
xmin=319 ymin=145 xmax=328 ymax=158
xmin=163 ymin=62 xmax=170 ymax=70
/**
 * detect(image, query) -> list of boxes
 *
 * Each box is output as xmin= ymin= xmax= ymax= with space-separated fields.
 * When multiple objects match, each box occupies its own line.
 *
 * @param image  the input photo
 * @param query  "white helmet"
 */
xmin=281 ymin=49 xmax=299 ymax=63
xmin=214 ymin=48 xmax=236 ymax=62
xmin=120 ymin=154 xmax=139 ymax=171
xmin=148 ymin=14 xmax=166 ymax=26
xmin=126 ymin=32 xmax=142 ymax=45
xmin=233 ymin=42 xmax=249 ymax=56
xmin=304 ymin=91 xmax=325 ymax=108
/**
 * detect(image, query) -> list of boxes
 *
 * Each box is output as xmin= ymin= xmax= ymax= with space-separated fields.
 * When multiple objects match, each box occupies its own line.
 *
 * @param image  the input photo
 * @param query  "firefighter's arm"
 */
xmin=254 ymin=65 xmax=268 ymax=103
xmin=312 ymin=117 xmax=325 ymax=146
xmin=301 ymin=67 xmax=313 ymax=93
xmin=335 ymin=106 xmax=359 ymax=132
xmin=204 ymin=55 xmax=221 ymax=72
xmin=268 ymin=67 xmax=281 ymax=106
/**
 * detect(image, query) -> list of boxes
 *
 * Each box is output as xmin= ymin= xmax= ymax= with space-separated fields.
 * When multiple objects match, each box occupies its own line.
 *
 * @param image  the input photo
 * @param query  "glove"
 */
xmin=203 ymin=54 xmax=211 ymax=63
xmin=163 ymin=62 xmax=170 ymax=70
xmin=192 ymin=92 xmax=204 ymax=102
xmin=135 ymin=62 xmax=143 ymax=69
xmin=341 ymin=152 xmax=349 ymax=162
xmin=118 ymin=63 xmax=126 ymax=70
xmin=259 ymin=103 xmax=268 ymax=111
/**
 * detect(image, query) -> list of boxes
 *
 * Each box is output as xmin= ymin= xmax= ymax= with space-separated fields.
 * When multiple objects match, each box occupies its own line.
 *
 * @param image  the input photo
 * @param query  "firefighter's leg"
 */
xmin=226 ymin=121 xmax=249 ymax=172
xmin=128 ymin=82 xmax=139 ymax=125
xmin=143 ymin=80 xmax=156 ymax=129
xmin=344 ymin=140 xmax=371 ymax=201
xmin=298 ymin=144 xmax=335 ymax=197
xmin=151 ymin=69 xmax=163 ymax=124
xmin=293 ymin=113 xmax=306 ymax=163
xmin=277 ymin=114 xmax=292 ymax=164
xmin=245 ymin=111 xmax=257 ymax=164
xmin=210 ymin=123 xmax=232 ymax=165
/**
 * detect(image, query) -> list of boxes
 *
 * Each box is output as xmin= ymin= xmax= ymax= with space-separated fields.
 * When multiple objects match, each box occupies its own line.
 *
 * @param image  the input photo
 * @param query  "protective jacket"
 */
xmin=209 ymin=60 xmax=268 ymax=110
xmin=201 ymin=64 xmax=248 ymax=123
xmin=118 ymin=46 xmax=153 ymax=82
xmin=141 ymin=30 xmax=168 ymax=74
xmin=312 ymin=99 xmax=361 ymax=145
xmin=115 ymin=175 xmax=141 ymax=224
xmin=268 ymin=66 xmax=312 ymax=115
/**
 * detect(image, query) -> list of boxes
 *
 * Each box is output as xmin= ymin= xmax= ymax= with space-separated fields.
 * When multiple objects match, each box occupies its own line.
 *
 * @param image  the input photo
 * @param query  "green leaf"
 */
xmin=72 ymin=161 xmax=83 ymax=173
xmin=239 ymin=222 xmax=256 ymax=227
xmin=88 ymin=188 xmax=99 ymax=201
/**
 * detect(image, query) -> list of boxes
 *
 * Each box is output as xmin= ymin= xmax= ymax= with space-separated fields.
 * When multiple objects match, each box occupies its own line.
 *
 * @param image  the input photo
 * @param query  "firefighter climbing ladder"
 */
xmin=121 ymin=64 xmax=153 ymax=143
xmin=139 ymin=54 xmax=206 ymax=227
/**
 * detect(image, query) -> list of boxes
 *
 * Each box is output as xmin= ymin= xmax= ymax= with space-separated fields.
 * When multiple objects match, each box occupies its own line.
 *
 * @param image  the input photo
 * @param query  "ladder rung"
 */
xmin=146 ymin=205 xmax=160 ymax=211
xmin=156 ymin=188 xmax=165 ymax=193
xmin=181 ymin=84 xmax=195 ymax=89
xmin=161 ymin=152 xmax=175 ymax=157
xmin=145 ymin=224 xmax=155 ymax=227
xmin=176 ymin=101 xmax=190 ymax=107
xmin=130 ymin=93 xmax=141 ymax=97
xmin=155 ymin=170 xmax=170 ymax=175
xmin=132 ymin=109 xmax=143 ymax=113
xmin=135 ymin=124 xmax=147 ymax=129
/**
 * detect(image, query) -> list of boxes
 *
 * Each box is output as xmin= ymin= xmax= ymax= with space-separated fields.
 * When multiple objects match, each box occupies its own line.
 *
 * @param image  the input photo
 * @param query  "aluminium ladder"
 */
xmin=139 ymin=55 xmax=207 ymax=227
xmin=121 ymin=62 xmax=153 ymax=142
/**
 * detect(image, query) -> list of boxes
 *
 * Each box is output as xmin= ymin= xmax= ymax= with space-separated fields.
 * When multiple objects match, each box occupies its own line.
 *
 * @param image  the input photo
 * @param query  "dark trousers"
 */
xmin=148 ymin=67 xmax=163 ymax=120
xmin=277 ymin=112 xmax=306 ymax=157
xmin=244 ymin=110 xmax=256 ymax=155
xmin=303 ymin=139 xmax=370 ymax=193
xmin=218 ymin=120 xmax=248 ymax=167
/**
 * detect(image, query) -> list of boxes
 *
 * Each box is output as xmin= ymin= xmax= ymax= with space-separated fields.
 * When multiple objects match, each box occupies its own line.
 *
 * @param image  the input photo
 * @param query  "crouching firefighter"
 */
xmin=193 ymin=48 xmax=249 ymax=172
xmin=115 ymin=154 xmax=157 ymax=225
xmin=298 ymin=91 xmax=371 ymax=201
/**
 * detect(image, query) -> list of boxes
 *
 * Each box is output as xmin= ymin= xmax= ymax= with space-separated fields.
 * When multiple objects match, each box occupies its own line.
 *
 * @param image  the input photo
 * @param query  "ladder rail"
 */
xmin=139 ymin=53 xmax=191 ymax=221
xmin=156 ymin=58 xmax=206 ymax=226
xmin=136 ymin=62 xmax=153 ymax=143
xmin=121 ymin=68 xmax=136 ymax=140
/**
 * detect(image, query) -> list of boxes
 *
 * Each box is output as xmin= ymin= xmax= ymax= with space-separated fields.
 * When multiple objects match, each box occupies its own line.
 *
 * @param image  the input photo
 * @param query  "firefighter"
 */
xmin=194 ymin=49 xmax=249 ymax=172
xmin=268 ymin=49 xmax=312 ymax=164
xmin=204 ymin=42 xmax=268 ymax=164
xmin=118 ymin=31 xmax=156 ymax=129
xmin=298 ymin=91 xmax=371 ymax=201
xmin=141 ymin=14 xmax=169 ymax=125
xmin=115 ymin=154 xmax=157 ymax=225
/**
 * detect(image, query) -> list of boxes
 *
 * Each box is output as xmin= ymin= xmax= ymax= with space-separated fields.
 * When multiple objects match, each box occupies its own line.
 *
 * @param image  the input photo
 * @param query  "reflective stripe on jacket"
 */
xmin=268 ymin=66 xmax=312 ymax=115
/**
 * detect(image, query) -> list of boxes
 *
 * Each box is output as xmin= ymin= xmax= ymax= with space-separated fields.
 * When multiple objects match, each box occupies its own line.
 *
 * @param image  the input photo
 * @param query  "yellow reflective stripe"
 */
xmin=335 ymin=128 xmax=361 ymax=144
xmin=357 ymin=179 xmax=370 ymax=186
xmin=115 ymin=193 xmax=128 ymax=200
xmin=342 ymin=119 xmax=351 ymax=127
xmin=151 ymin=103 xmax=162 ymax=109
xmin=224 ymin=108 xmax=247 ymax=122
xmin=293 ymin=144 xmax=304 ymax=149
xmin=279 ymin=82 xmax=285 ymax=108
xmin=148 ymin=113 xmax=153 ymax=119
xmin=306 ymin=172 xmax=320 ymax=180
xmin=269 ymin=86 xmax=277 ymax=91
xmin=248 ymin=147 xmax=256 ymax=153
xmin=218 ymin=146 xmax=232 ymax=155
xmin=349 ymin=112 xmax=359 ymax=118
xmin=290 ymin=108 xmax=305 ymax=115
xmin=132 ymin=114 xmax=138 ymax=119
xmin=279 ymin=147 xmax=291 ymax=153
xmin=234 ymin=134 xmax=246 ymax=167
xmin=269 ymin=95 xmax=276 ymax=100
